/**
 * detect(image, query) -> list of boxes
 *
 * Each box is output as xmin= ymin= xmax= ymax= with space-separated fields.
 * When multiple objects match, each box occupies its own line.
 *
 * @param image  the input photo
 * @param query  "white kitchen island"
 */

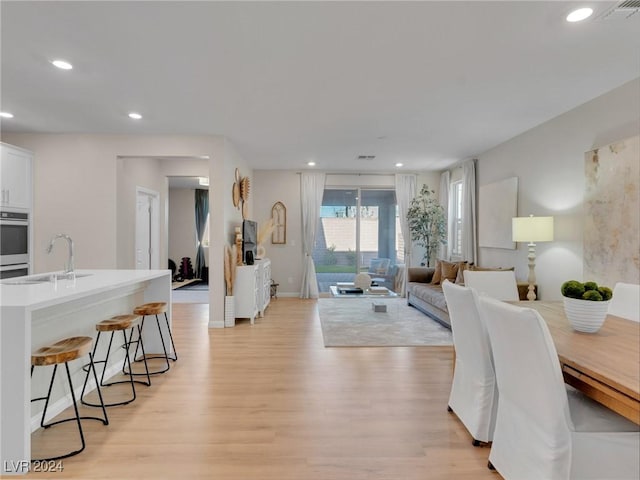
xmin=0 ymin=269 xmax=171 ymax=475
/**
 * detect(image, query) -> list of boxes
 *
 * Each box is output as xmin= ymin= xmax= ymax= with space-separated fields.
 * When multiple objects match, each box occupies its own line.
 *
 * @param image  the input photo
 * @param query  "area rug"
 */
xmin=318 ymin=297 xmax=453 ymax=347
xmin=174 ymin=280 xmax=208 ymax=291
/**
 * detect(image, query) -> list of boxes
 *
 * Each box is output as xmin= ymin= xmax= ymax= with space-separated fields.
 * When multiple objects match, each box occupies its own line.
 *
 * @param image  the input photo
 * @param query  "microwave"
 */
xmin=0 ymin=210 xmax=29 ymax=266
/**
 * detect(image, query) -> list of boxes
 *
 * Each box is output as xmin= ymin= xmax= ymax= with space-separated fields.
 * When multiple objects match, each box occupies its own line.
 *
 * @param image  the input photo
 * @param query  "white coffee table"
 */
xmin=330 ymin=285 xmax=398 ymax=298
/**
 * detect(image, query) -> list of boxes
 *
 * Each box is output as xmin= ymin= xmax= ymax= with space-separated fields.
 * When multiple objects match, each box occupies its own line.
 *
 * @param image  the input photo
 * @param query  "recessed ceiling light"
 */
xmin=307 ymin=161 xmax=316 ymax=167
xmin=128 ymin=112 xmax=142 ymax=120
xmin=0 ymin=112 xmax=14 ymax=119
xmin=51 ymin=59 xmax=73 ymax=70
xmin=395 ymin=162 xmax=404 ymax=168
xmin=566 ymin=7 xmax=593 ymax=22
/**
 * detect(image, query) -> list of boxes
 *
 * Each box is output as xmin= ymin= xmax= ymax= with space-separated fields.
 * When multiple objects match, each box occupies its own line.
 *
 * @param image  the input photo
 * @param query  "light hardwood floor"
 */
xmin=24 ymin=299 xmax=500 ymax=479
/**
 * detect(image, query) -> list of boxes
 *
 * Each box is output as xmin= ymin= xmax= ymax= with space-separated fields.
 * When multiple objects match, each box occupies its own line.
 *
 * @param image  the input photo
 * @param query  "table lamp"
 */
xmin=512 ymin=215 xmax=554 ymax=301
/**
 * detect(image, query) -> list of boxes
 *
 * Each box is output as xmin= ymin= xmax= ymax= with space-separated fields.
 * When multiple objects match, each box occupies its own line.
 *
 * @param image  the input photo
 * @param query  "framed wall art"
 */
xmin=478 ymin=176 xmax=518 ymax=249
xmin=271 ymin=201 xmax=286 ymax=244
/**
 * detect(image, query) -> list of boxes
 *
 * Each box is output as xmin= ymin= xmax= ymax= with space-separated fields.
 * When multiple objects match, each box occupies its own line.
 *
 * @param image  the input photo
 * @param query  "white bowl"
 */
xmin=563 ymin=297 xmax=610 ymax=333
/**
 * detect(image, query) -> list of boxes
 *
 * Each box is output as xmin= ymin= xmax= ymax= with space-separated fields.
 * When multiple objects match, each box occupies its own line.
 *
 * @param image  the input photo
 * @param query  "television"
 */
xmin=242 ymin=219 xmax=258 ymax=265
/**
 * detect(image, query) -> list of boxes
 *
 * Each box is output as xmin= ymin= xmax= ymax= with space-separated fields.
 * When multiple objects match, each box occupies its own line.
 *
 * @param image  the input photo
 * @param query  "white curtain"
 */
xmin=395 ymin=173 xmax=417 ymax=297
xmin=461 ymin=159 xmax=477 ymax=264
xmin=300 ymin=172 xmax=326 ymax=298
xmin=439 ymin=170 xmax=451 ymax=260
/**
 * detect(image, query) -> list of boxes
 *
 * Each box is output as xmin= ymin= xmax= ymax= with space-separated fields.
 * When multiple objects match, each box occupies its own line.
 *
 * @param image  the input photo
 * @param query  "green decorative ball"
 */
xmin=584 ymin=281 xmax=599 ymax=291
xmin=561 ymin=280 xmax=585 ymax=299
xmin=598 ymin=286 xmax=613 ymax=301
xmin=583 ymin=290 xmax=603 ymax=301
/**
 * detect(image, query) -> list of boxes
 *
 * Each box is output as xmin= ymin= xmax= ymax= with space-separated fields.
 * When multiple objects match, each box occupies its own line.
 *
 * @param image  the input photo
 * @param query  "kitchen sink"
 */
xmin=2 ymin=273 xmax=92 ymax=285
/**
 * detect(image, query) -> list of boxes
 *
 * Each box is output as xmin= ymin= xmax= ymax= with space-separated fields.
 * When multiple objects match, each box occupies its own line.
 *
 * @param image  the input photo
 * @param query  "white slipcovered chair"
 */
xmin=609 ymin=282 xmax=640 ymax=322
xmin=442 ymin=280 xmax=497 ymax=445
xmin=476 ymin=295 xmax=640 ymax=480
xmin=463 ymin=270 xmax=519 ymax=301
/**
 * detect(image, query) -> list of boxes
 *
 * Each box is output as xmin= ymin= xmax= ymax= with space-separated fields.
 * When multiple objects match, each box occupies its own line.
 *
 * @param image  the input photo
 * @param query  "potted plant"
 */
xmin=561 ymin=280 xmax=613 ymax=333
xmin=406 ymin=184 xmax=447 ymax=267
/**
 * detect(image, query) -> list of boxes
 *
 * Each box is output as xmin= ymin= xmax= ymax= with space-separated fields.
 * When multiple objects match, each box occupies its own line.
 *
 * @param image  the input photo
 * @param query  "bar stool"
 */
xmin=31 ymin=336 xmax=109 ymax=461
xmin=80 ymin=314 xmax=151 ymax=408
xmin=131 ymin=302 xmax=177 ymax=375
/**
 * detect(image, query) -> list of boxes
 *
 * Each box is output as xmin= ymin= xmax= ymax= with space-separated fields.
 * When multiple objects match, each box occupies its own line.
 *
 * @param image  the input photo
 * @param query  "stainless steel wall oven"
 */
xmin=0 ymin=210 xmax=29 ymax=278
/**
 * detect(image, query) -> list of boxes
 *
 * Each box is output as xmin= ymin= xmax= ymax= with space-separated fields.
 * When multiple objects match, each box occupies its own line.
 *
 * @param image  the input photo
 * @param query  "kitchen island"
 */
xmin=0 ymin=269 xmax=171 ymax=475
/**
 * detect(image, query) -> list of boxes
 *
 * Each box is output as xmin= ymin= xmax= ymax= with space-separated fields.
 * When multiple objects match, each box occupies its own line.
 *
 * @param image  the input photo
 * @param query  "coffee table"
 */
xmin=329 ymin=285 xmax=398 ymax=298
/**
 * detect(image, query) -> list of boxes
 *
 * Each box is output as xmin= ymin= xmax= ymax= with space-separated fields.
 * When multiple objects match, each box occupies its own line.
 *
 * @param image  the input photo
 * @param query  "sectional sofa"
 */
xmin=407 ymin=263 xmax=530 ymax=329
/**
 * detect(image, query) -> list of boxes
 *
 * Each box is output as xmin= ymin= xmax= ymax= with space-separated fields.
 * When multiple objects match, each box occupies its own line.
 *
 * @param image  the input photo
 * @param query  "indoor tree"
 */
xmin=406 ymin=184 xmax=447 ymax=266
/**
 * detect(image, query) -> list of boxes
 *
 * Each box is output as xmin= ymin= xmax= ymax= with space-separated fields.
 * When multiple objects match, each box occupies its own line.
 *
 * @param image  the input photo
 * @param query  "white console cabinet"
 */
xmin=234 ymin=258 xmax=271 ymax=325
xmin=1 ymin=143 xmax=32 ymax=210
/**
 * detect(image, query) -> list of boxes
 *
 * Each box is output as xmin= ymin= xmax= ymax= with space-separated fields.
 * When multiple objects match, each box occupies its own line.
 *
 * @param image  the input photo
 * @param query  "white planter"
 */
xmin=563 ymin=297 xmax=610 ymax=333
xmin=224 ymin=295 xmax=235 ymax=327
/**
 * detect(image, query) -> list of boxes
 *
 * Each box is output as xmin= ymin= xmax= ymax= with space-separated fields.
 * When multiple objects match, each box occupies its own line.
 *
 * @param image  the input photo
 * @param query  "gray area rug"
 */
xmin=318 ymin=297 xmax=453 ymax=347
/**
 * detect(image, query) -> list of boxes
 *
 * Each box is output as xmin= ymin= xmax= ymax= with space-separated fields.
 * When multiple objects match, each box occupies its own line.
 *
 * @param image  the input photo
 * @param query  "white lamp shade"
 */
xmin=512 ymin=216 xmax=554 ymax=242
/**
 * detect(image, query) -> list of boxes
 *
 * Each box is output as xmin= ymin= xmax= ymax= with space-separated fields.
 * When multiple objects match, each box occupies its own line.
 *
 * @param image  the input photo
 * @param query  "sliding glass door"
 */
xmin=314 ymin=187 xmax=403 ymax=293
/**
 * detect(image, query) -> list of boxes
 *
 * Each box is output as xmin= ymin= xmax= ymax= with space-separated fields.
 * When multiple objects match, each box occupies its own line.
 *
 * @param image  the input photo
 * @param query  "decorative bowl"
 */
xmin=563 ymin=297 xmax=610 ymax=333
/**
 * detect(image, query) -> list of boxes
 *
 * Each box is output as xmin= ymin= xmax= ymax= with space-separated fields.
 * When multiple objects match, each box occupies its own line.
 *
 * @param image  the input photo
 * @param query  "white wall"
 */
xmin=224 ymin=138 xmax=251 ymax=245
xmin=253 ymin=170 xmax=303 ymax=296
xmin=476 ymin=78 xmax=640 ymax=300
xmin=168 ymin=188 xmax=197 ymax=266
xmin=116 ymin=156 xmax=167 ymax=269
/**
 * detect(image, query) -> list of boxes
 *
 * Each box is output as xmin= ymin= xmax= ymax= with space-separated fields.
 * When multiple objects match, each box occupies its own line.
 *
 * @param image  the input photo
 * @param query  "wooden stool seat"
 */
xmin=96 ymin=314 xmax=140 ymax=332
xmin=131 ymin=301 xmax=177 ymax=374
xmin=134 ymin=302 xmax=167 ymax=316
xmin=32 ymin=336 xmax=93 ymax=366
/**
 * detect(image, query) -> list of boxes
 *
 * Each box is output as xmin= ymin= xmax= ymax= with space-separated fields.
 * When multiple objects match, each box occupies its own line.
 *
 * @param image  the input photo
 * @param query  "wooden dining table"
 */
xmin=518 ymin=301 xmax=640 ymax=425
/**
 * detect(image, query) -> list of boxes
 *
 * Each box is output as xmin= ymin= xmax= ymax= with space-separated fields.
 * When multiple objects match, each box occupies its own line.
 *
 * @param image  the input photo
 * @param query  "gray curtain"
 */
xmin=461 ymin=159 xmax=477 ymax=264
xmin=395 ymin=173 xmax=417 ymax=297
xmin=194 ymin=189 xmax=209 ymax=279
xmin=300 ymin=172 xmax=326 ymax=298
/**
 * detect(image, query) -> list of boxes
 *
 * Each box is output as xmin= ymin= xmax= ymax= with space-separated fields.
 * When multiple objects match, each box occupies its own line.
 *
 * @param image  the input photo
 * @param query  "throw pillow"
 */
xmin=430 ymin=260 xmax=442 ymax=284
xmin=440 ymin=260 xmax=459 ymax=283
xmin=455 ymin=261 xmax=470 ymax=285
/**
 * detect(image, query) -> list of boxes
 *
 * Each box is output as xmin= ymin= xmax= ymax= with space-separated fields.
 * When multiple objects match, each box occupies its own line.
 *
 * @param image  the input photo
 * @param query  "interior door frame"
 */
xmin=135 ymin=186 xmax=161 ymax=270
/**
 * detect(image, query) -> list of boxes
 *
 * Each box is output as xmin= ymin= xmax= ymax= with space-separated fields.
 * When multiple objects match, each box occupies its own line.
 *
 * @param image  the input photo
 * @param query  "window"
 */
xmin=200 ymin=213 xmax=210 ymax=248
xmin=451 ymin=181 xmax=463 ymax=257
xmin=314 ymin=188 xmax=404 ymax=293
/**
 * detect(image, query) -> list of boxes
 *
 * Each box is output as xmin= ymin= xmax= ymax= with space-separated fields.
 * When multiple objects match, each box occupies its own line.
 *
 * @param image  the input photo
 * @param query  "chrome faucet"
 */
xmin=46 ymin=234 xmax=74 ymax=274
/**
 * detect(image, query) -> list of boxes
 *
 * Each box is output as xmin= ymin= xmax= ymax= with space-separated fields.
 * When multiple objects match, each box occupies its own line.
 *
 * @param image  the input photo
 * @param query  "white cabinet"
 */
xmin=234 ymin=264 xmax=260 ymax=324
xmin=260 ymin=258 xmax=271 ymax=315
xmin=233 ymin=258 xmax=271 ymax=325
xmin=0 ymin=143 xmax=32 ymax=210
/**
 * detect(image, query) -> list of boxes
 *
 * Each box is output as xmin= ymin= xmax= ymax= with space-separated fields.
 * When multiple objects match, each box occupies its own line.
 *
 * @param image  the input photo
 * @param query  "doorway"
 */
xmin=315 ymin=187 xmax=404 ymax=293
xmin=135 ymin=187 xmax=161 ymax=270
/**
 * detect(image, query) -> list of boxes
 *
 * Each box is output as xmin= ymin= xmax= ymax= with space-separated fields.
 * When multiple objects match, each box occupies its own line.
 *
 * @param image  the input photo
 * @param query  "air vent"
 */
xmin=357 ymin=155 xmax=376 ymax=160
xmin=598 ymin=0 xmax=640 ymax=20
xmin=617 ymin=0 xmax=640 ymax=8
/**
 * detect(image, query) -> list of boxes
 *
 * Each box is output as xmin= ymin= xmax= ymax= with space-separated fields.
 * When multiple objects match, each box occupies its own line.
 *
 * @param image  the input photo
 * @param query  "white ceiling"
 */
xmin=1 ymin=1 xmax=639 ymax=172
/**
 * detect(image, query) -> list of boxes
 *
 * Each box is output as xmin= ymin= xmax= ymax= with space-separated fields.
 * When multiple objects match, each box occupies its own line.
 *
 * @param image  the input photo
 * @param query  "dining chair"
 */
xmin=463 ymin=270 xmax=519 ymax=301
xmin=609 ymin=282 xmax=640 ymax=322
xmin=442 ymin=280 xmax=497 ymax=445
xmin=476 ymin=295 xmax=640 ymax=480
